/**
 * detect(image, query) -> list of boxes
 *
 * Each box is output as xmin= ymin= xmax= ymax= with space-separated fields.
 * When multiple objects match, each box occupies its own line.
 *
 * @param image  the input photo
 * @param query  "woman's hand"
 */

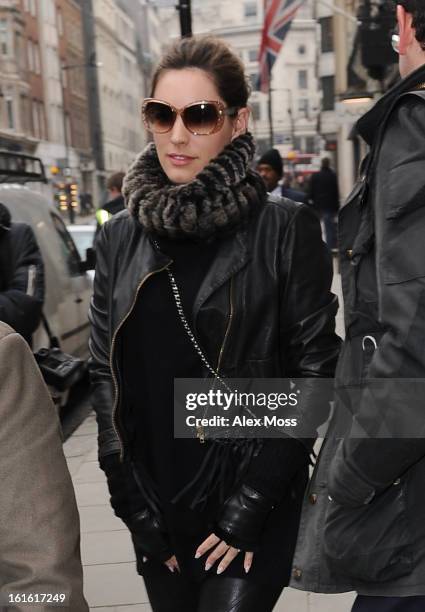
xmin=142 ymin=554 xmax=180 ymax=574
xmin=195 ymin=533 xmax=254 ymax=574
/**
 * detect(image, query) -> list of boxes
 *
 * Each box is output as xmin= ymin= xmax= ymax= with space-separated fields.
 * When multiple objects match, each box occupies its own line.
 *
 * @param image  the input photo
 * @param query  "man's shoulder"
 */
xmin=387 ymin=92 xmax=425 ymax=132
xmin=0 ymin=322 xmax=18 ymax=342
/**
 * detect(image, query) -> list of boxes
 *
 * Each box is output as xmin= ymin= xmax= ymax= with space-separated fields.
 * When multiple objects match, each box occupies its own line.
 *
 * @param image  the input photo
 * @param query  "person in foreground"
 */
xmin=0 ymin=322 xmax=88 ymax=611
xmin=291 ymin=2 xmax=425 ymax=610
xmin=89 ymin=35 xmax=340 ymax=612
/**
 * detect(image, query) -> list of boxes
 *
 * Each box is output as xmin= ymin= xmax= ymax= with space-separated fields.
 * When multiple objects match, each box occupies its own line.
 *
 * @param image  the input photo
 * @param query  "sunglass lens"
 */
xmin=183 ymin=103 xmax=219 ymax=135
xmin=144 ymin=102 xmax=175 ymax=133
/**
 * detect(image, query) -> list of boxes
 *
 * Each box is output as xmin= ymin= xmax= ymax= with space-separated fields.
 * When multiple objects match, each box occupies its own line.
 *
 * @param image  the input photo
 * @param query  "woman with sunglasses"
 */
xmin=89 ymin=35 xmax=340 ymax=612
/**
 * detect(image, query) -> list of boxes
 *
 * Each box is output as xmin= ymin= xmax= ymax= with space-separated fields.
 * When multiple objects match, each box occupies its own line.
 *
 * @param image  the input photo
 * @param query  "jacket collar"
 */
xmin=193 ymin=227 xmax=251 ymax=326
xmin=356 ymin=63 xmax=425 ymax=145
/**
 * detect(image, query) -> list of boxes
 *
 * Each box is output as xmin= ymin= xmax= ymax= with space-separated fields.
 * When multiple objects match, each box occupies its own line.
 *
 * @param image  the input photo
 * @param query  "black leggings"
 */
xmin=142 ymin=562 xmax=284 ymax=612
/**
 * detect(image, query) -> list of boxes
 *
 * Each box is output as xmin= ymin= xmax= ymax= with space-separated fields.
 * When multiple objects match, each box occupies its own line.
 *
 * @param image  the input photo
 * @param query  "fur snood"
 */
xmin=123 ymin=132 xmax=266 ymax=241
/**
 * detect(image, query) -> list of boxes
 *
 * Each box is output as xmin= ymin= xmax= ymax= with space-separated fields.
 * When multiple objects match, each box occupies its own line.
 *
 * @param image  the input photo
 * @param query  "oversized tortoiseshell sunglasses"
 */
xmin=142 ymin=98 xmax=238 ymax=136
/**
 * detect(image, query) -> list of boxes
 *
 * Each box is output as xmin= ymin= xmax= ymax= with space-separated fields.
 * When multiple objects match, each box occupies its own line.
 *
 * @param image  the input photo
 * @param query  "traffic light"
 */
xmin=69 ymin=183 xmax=79 ymax=209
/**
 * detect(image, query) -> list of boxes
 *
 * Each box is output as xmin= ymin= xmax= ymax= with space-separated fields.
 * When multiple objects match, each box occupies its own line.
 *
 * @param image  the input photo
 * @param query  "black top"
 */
xmin=121 ymin=234 xmax=308 ymax=583
xmin=121 ymin=236 xmax=219 ymax=503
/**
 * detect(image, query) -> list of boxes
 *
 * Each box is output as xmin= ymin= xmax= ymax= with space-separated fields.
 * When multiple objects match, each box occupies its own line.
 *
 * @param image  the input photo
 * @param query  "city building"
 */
xmin=0 ymin=0 xmax=37 ymax=153
xmin=92 ymin=0 xmax=144 ymax=178
xmin=35 ymin=0 xmax=95 ymax=198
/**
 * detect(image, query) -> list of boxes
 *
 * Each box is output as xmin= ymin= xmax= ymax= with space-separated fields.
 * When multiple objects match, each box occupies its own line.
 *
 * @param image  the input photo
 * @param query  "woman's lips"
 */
xmin=167 ymin=154 xmax=196 ymax=167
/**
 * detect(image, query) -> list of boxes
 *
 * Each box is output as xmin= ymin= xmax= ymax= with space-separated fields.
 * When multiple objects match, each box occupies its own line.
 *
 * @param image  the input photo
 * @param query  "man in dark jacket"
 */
xmin=307 ymin=158 xmax=339 ymax=249
xmin=95 ymin=171 xmax=126 ymax=232
xmin=0 ymin=202 xmax=44 ymax=344
xmin=291 ymin=2 xmax=425 ymax=610
xmin=256 ymin=149 xmax=307 ymax=203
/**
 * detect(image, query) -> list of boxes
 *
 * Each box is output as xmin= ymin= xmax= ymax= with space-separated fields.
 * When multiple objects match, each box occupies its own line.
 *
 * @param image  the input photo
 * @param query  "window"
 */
xmin=51 ymin=214 xmax=81 ymax=276
xmin=0 ymin=19 xmax=8 ymax=55
xmin=32 ymin=99 xmax=40 ymax=138
xmin=15 ymin=31 xmax=25 ymax=69
xmin=320 ymin=16 xmax=334 ymax=53
xmin=250 ymin=101 xmax=261 ymax=121
xmin=244 ymin=2 xmax=257 ymax=18
xmin=305 ymin=136 xmax=316 ymax=154
xmin=57 ymin=9 xmax=64 ymax=36
xmin=321 ymin=75 xmax=335 ymax=111
xmin=249 ymin=73 xmax=258 ymax=91
xmin=298 ymin=98 xmax=309 ymax=116
xmin=298 ymin=70 xmax=308 ymax=89
xmin=248 ymin=48 xmax=258 ymax=63
xmin=298 ymin=44 xmax=306 ymax=55
xmin=34 ymin=43 xmax=41 ymax=74
xmin=27 ymin=39 xmax=34 ymax=72
xmin=6 ymin=98 xmax=14 ymax=129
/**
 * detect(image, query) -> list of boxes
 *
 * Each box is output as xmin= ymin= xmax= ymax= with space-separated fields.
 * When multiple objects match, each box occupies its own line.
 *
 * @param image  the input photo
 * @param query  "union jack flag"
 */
xmin=258 ymin=0 xmax=306 ymax=93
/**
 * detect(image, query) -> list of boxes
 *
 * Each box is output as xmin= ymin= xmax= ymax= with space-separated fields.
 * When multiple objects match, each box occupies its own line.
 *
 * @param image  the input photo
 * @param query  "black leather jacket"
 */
xmin=89 ymin=196 xmax=340 ymax=463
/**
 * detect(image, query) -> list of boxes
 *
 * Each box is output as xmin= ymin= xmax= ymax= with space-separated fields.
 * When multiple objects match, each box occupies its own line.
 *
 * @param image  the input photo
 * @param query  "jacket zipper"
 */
xmin=110 ymin=263 xmax=172 ymax=460
xmin=215 ymin=276 xmax=234 ymax=375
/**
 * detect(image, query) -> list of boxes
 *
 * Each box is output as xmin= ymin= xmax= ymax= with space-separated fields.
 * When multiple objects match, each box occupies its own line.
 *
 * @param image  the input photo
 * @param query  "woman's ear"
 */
xmin=231 ymin=108 xmax=250 ymax=140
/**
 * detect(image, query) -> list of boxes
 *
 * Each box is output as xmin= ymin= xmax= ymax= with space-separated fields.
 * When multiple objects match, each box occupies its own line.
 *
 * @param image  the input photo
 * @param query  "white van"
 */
xmin=0 ymin=151 xmax=94 ymax=386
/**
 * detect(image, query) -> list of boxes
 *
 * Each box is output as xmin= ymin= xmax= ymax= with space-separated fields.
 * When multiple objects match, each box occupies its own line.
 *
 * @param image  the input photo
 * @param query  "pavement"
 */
xmin=63 ymin=257 xmax=355 ymax=611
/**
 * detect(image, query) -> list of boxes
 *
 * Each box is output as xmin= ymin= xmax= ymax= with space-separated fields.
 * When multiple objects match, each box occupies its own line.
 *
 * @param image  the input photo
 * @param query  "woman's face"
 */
xmin=151 ymin=68 xmax=249 ymax=184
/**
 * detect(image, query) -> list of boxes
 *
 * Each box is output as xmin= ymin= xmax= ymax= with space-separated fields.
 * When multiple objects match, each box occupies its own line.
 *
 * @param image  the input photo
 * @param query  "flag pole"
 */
xmin=267 ymin=58 xmax=274 ymax=148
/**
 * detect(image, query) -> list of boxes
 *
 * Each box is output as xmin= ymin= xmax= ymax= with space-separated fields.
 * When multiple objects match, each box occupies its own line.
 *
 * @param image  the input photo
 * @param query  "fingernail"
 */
xmin=194 ymin=552 xmax=201 ymax=559
xmin=167 ymin=565 xmax=174 ymax=573
xmin=142 ymin=557 xmax=148 ymax=563
xmin=217 ymin=566 xmax=224 ymax=575
xmin=205 ymin=563 xmax=212 ymax=571
xmin=244 ymin=565 xmax=251 ymax=574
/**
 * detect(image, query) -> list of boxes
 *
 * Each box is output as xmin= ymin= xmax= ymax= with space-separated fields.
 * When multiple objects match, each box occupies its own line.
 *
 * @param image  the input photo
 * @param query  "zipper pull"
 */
xmin=196 ymin=425 xmax=206 ymax=444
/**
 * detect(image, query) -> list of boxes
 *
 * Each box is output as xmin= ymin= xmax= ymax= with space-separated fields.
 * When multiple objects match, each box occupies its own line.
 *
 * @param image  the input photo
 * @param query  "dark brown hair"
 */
xmin=150 ymin=35 xmax=250 ymax=111
xmin=397 ymin=1 xmax=425 ymax=48
xmin=106 ymin=171 xmax=125 ymax=192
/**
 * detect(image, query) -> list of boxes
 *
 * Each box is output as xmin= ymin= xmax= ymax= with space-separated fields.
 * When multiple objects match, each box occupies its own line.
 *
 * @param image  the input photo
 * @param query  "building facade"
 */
xmin=92 ymin=0 xmax=144 ymax=176
xmin=0 ymin=0 xmax=37 ymax=152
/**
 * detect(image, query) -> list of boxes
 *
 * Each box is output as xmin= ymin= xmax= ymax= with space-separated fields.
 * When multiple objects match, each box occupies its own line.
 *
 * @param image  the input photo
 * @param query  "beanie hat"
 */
xmin=258 ymin=149 xmax=283 ymax=178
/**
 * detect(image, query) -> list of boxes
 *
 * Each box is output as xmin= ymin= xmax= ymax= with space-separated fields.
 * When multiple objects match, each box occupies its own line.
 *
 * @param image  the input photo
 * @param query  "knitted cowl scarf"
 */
xmin=123 ymin=132 xmax=266 ymax=241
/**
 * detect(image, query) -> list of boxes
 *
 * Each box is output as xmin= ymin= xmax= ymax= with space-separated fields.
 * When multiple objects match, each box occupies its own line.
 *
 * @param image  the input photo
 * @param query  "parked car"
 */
xmin=67 ymin=224 xmax=96 ymax=282
xmin=0 ymin=151 xmax=94 ymax=403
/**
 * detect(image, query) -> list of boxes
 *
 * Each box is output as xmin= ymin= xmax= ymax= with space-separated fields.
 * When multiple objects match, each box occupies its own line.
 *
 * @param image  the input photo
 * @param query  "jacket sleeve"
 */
xmin=88 ymin=222 xmax=121 ymax=460
xmin=0 ymin=224 xmax=44 ymax=339
xmin=279 ymin=204 xmax=341 ymax=434
xmin=328 ymin=96 xmax=425 ymax=507
xmin=88 ymin=224 xmax=149 ymax=521
xmin=0 ymin=325 xmax=88 ymax=611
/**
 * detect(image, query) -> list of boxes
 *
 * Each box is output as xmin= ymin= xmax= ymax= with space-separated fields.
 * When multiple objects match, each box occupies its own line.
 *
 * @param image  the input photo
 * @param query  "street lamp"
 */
xmin=59 ymin=59 xmax=102 ymax=223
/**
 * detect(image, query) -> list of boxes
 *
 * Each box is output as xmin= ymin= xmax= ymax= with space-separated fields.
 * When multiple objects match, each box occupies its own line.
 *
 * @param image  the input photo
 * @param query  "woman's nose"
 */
xmin=170 ymin=113 xmax=190 ymax=144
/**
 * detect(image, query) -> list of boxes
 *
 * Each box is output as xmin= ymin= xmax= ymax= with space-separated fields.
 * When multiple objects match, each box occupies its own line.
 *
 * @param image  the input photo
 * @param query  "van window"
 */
xmin=51 ymin=213 xmax=81 ymax=277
